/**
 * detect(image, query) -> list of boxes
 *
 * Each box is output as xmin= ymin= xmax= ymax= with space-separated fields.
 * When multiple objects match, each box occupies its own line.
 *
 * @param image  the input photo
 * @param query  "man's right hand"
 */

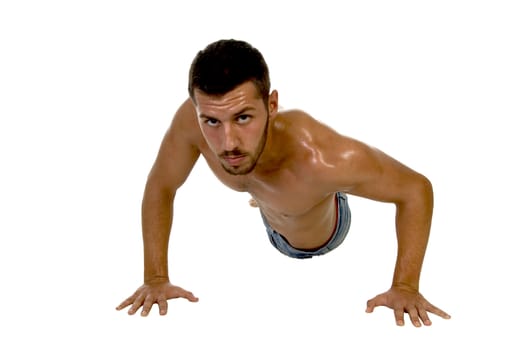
xmin=116 ymin=281 xmax=199 ymax=316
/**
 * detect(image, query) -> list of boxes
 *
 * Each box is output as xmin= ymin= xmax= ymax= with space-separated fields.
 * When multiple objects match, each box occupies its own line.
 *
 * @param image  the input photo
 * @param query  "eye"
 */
xmin=205 ymin=118 xmax=220 ymax=127
xmin=236 ymin=115 xmax=251 ymax=124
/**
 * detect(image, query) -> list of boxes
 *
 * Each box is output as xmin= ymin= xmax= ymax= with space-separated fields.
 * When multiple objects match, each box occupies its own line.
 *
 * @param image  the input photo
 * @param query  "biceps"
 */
xmin=342 ymin=148 xmax=421 ymax=203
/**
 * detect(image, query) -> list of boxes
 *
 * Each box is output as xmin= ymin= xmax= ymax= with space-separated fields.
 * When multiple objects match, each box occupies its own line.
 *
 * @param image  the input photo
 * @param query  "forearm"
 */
xmin=392 ymin=177 xmax=434 ymax=291
xmin=141 ymin=182 xmax=176 ymax=283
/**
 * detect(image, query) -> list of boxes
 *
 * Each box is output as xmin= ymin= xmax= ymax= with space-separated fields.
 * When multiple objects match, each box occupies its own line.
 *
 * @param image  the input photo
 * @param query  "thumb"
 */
xmin=178 ymin=287 xmax=199 ymax=302
xmin=167 ymin=286 xmax=199 ymax=302
xmin=365 ymin=294 xmax=385 ymax=313
xmin=184 ymin=291 xmax=199 ymax=302
xmin=365 ymin=298 xmax=377 ymax=313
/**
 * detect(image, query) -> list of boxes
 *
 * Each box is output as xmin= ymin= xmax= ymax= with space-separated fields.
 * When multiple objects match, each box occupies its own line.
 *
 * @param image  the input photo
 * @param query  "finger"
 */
xmin=407 ymin=308 xmax=422 ymax=327
xmin=158 ymin=298 xmax=168 ymax=316
xmin=182 ymin=290 xmax=199 ymax=302
xmin=116 ymin=296 xmax=134 ymax=311
xmin=141 ymin=295 xmax=154 ymax=317
xmin=365 ymin=298 xmax=378 ymax=313
xmin=171 ymin=287 xmax=199 ymax=302
xmin=365 ymin=294 xmax=386 ymax=313
xmin=426 ymin=303 xmax=451 ymax=320
xmin=418 ymin=307 xmax=432 ymax=326
xmin=394 ymin=308 xmax=405 ymax=326
xmin=128 ymin=293 xmax=146 ymax=315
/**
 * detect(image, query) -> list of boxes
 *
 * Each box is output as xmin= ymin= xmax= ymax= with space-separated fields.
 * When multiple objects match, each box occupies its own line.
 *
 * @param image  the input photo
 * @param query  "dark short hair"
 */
xmin=188 ymin=39 xmax=270 ymax=104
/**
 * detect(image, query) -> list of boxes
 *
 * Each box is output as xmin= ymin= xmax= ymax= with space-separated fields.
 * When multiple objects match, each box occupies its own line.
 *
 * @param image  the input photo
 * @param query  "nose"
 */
xmin=223 ymin=123 xmax=239 ymax=151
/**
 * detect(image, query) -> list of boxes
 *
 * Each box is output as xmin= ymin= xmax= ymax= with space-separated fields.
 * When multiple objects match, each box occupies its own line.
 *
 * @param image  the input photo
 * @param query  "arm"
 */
xmin=141 ymin=103 xmax=201 ymax=286
xmin=117 ymin=99 xmax=201 ymax=316
xmin=350 ymin=148 xmax=433 ymax=293
xmin=328 ymin=135 xmax=450 ymax=326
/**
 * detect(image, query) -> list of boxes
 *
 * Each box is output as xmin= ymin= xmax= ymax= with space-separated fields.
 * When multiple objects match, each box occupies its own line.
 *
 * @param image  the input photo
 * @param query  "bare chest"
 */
xmin=200 ymin=149 xmax=329 ymax=217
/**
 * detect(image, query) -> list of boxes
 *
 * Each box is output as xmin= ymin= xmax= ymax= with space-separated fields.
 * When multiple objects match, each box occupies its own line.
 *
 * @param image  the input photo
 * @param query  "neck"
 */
xmin=252 ymin=117 xmax=287 ymax=176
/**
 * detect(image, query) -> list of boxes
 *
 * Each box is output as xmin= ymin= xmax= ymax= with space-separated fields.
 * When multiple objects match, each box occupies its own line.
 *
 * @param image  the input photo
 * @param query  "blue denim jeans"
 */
xmin=260 ymin=192 xmax=351 ymax=259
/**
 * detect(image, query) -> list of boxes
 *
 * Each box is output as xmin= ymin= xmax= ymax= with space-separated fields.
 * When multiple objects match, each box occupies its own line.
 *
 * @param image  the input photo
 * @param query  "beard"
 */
xmin=219 ymin=115 xmax=269 ymax=176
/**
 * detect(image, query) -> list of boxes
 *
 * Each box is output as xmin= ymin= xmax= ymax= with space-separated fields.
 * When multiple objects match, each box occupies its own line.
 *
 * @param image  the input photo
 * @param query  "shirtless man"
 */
xmin=116 ymin=39 xmax=450 ymax=327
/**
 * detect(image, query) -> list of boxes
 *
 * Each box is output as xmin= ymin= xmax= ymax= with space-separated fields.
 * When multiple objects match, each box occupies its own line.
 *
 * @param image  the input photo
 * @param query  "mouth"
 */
xmin=222 ymin=155 xmax=246 ymax=167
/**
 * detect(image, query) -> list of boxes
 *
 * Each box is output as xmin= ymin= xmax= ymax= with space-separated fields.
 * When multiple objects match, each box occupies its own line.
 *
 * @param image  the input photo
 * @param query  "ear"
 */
xmin=268 ymin=89 xmax=279 ymax=116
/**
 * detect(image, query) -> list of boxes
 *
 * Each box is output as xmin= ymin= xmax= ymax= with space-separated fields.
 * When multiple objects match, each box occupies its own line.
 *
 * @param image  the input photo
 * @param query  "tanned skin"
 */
xmin=116 ymin=81 xmax=450 ymax=327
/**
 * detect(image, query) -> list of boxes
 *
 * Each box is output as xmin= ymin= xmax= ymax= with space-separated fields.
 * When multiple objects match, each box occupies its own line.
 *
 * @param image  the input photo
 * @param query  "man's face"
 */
xmin=194 ymin=82 xmax=275 ymax=175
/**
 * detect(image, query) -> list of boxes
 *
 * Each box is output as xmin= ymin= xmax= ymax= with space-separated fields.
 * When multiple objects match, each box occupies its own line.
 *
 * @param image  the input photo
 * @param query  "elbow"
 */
xmin=396 ymin=173 xmax=433 ymax=209
xmin=143 ymin=174 xmax=177 ymax=202
xmin=420 ymin=174 xmax=433 ymax=200
xmin=412 ymin=173 xmax=434 ymax=209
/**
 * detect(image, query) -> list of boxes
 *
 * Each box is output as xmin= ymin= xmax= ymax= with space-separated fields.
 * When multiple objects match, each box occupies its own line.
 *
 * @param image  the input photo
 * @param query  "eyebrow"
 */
xmin=198 ymin=106 xmax=256 ymax=120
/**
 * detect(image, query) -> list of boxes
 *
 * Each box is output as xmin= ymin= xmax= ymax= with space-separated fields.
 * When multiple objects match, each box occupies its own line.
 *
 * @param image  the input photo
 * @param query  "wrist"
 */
xmin=144 ymin=275 xmax=170 ymax=284
xmin=391 ymin=281 xmax=419 ymax=293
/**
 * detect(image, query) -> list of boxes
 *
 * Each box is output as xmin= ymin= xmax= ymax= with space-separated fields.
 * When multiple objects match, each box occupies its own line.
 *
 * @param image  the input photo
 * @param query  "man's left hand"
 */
xmin=365 ymin=286 xmax=451 ymax=327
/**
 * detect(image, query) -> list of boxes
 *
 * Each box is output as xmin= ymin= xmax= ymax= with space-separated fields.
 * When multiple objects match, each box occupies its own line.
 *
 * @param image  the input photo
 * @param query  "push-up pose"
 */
xmin=117 ymin=39 xmax=450 ymax=327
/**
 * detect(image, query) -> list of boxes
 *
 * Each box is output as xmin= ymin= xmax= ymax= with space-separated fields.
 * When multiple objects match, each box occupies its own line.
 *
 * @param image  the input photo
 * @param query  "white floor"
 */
xmin=1 ymin=1 xmax=525 ymax=349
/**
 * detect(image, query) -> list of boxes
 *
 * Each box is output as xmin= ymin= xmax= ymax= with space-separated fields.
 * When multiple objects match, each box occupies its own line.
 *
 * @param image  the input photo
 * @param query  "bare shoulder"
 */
xmin=147 ymin=98 xmax=204 ymax=191
xmin=275 ymin=109 xmax=424 ymax=198
xmin=275 ymin=109 xmax=338 ymax=139
xmin=275 ymin=108 xmax=362 ymax=153
xmin=165 ymin=98 xmax=205 ymax=149
xmin=276 ymin=109 xmax=384 ymax=187
xmin=275 ymin=108 xmax=320 ymax=127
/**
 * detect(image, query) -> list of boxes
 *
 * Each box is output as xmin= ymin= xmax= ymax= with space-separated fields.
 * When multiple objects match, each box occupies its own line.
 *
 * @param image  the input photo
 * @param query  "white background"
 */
xmin=1 ymin=0 xmax=525 ymax=348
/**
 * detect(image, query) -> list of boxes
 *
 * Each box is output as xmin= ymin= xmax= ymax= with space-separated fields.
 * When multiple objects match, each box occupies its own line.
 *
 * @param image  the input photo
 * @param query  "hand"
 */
xmin=116 ymin=280 xmax=199 ymax=316
xmin=365 ymin=285 xmax=450 ymax=327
